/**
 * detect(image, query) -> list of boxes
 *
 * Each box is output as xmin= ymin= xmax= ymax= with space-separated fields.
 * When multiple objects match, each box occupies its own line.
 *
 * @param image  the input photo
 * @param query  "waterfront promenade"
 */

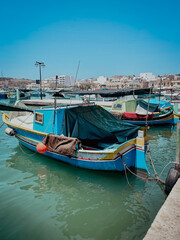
xmin=144 ymin=179 xmax=180 ymax=240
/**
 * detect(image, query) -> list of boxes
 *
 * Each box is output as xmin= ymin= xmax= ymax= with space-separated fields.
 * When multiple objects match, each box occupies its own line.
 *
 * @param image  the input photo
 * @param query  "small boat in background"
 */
xmin=0 ymin=89 xmax=8 ymax=99
xmin=164 ymin=93 xmax=180 ymax=101
xmin=52 ymin=91 xmax=70 ymax=99
xmin=109 ymin=99 xmax=179 ymax=126
xmin=8 ymin=91 xmax=30 ymax=101
xmin=30 ymin=90 xmax=46 ymax=97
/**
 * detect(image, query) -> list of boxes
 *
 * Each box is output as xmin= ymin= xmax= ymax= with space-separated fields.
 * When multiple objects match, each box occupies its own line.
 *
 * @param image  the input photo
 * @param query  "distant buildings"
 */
xmin=2 ymin=72 xmax=180 ymax=90
xmin=26 ymin=75 xmax=75 ymax=90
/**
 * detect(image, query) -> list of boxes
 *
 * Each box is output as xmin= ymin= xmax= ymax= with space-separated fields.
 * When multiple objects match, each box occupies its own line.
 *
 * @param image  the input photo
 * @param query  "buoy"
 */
xmin=5 ymin=127 xmax=15 ymax=136
xmin=36 ymin=142 xmax=48 ymax=153
xmin=165 ymin=167 xmax=180 ymax=195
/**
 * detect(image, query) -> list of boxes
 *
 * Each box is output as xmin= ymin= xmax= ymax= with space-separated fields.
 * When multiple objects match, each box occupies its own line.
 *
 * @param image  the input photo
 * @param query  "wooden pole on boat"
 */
xmin=145 ymin=87 xmax=151 ymax=131
xmin=159 ymin=77 xmax=162 ymax=102
xmin=175 ymin=120 xmax=180 ymax=171
xmin=16 ymin=89 xmax=20 ymax=101
xmin=53 ymin=97 xmax=57 ymax=134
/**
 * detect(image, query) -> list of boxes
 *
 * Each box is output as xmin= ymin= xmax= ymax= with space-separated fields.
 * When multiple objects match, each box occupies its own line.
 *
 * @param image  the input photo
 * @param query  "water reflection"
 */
xmin=4 ymin=143 xmax=167 ymax=240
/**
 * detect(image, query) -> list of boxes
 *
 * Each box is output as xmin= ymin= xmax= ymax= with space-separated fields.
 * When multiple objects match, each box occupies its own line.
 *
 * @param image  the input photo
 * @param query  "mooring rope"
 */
xmin=147 ymin=144 xmax=165 ymax=184
xmin=15 ymin=138 xmax=38 ymax=157
xmin=123 ymin=160 xmax=133 ymax=188
xmin=121 ymin=146 xmax=166 ymax=184
xmin=0 ymin=136 xmax=10 ymax=145
xmin=0 ymin=122 xmax=5 ymax=129
xmin=147 ymin=161 xmax=175 ymax=197
xmin=121 ymin=155 xmax=151 ymax=181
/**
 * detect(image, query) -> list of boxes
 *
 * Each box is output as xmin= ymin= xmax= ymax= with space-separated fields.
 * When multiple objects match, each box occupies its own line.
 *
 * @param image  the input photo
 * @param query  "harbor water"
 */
xmin=0 ymin=103 xmax=177 ymax=240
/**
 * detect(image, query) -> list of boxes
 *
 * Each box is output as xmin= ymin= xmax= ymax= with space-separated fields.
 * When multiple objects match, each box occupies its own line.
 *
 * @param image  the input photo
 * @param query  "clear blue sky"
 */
xmin=1 ymin=0 xmax=180 ymax=80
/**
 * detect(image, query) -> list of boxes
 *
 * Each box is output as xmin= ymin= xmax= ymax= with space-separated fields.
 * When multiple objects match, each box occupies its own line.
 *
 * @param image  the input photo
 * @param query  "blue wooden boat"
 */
xmin=30 ymin=90 xmax=46 ymax=97
xmin=0 ymin=90 xmax=8 ymax=99
xmin=8 ymin=92 xmax=30 ymax=101
xmin=109 ymin=99 xmax=179 ymax=126
xmin=2 ymin=101 xmax=151 ymax=175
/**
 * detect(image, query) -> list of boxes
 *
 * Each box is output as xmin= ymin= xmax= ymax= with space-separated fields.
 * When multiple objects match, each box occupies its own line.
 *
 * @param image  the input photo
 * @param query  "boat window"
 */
xmin=113 ymin=103 xmax=122 ymax=109
xmin=35 ymin=112 xmax=44 ymax=124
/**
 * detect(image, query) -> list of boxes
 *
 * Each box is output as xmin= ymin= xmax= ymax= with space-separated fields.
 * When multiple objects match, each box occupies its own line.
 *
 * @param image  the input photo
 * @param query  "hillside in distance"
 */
xmin=0 ymin=77 xmax=34 ymax=89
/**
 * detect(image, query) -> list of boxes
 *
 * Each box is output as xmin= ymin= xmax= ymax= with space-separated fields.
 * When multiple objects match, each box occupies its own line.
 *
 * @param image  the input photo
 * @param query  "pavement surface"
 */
xmin=143 ymin=178 xmax=180 ymax=240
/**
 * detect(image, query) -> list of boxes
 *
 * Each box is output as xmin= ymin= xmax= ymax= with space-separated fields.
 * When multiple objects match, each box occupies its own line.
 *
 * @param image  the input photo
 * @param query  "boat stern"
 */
xmin=135 ymin=130 xmax=150 ymax=176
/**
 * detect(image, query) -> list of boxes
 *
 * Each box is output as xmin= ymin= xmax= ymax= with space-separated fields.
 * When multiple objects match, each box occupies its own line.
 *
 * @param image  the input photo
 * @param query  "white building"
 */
xmin=26 ymin=82 xmax=40 ymax=90
xmin=96 ymin=76 xmax=107 ymax=84
xmin=58 ymin=75 xmax=75 ymax=86
xmin=140 ymin=73 xmax=157 ymax=81
xmin=43 ymin=75 xmax=75 ymax=88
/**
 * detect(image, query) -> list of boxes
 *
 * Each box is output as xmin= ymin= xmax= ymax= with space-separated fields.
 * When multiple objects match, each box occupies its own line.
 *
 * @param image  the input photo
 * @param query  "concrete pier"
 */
xmin=143 ymin=179 xmax=180 ymax=240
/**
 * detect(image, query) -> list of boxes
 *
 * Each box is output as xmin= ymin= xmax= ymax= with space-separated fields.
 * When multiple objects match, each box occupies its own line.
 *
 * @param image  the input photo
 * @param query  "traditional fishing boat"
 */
xmin=8 ymin=91 xmax=30 ymax=101
xmin=109 ymin=99 xmax=179 ymax=126
xmin=1 ymin=100 xmax=150 ymax=175
xmin=0 ymin=89 xmax=8 ymax=99
xmin=30 ymin=90 xmax=46 ymax=97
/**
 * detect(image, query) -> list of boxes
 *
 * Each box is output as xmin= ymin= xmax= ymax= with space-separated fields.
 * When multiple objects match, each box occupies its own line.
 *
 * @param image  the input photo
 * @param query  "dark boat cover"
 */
xmin=60 ymin=88 xmax=151 ymax=98
xmin=62 ymin=105 xmax=140 ymax=143
xmin=137 ymin=100 xmax=159 ymax=113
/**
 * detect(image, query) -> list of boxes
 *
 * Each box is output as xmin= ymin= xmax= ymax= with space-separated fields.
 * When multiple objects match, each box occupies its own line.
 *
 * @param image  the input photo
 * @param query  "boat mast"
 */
xmin=74 ymin=60 xmax=80 ymax=86
xmin=53 ymin=97 xmax=57 ymax=134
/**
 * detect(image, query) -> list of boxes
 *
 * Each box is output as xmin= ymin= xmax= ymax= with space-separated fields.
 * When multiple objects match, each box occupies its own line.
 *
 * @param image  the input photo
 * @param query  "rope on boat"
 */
xmin=147 ymin=144 xmax=165 ymax=184
xmin=15 ymin=138 xmax=38 ymax=157
xmin=121 ymin=146 xmax=166 ymax=185
xmin=0 ymin=122 xmax=5 ymax=129
xmin=121 ymin=155 xmax=151 ymax=181
xmin=0 ymin=123 xmax=9 ymax=144
xmin=123 ymin=161 xmax=133 ymax=188
xmin=0 ymin=136 xmax=10 ymax=145
xmin=47 ymin=111 xmax=54 ymax=133
xmin=147 ymin=161 xmax=176 ymax=196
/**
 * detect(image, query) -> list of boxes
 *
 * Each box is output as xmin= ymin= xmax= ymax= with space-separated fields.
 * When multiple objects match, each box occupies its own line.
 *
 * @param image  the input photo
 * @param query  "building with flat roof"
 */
xmin=140 ymin=73 xmax=157 ymax=81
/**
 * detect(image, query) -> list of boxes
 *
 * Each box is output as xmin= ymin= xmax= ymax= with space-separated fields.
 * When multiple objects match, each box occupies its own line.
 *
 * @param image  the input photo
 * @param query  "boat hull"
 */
xmin=17 ymin=134 xmax=137 ymax=171
xmin=9 ymin=96 xmax=30 ymax=101
xmin=0 ymin=93 xmax=8 ymax=99
xmin=112 ymin=110 xmax=176 ymax=126
xmin=122 ymin=114 xmax=174 ymax=126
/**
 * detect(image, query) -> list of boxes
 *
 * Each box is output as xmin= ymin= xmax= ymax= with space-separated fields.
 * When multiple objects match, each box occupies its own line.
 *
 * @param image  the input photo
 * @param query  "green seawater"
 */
xmin=0 ymin=108 xmax=177 ymax=240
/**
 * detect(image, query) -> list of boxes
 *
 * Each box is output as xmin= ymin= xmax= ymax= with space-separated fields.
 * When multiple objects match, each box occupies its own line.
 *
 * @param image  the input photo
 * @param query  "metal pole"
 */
xmin=74 ymin=60 xmax=80 ymax=86
xmin=55 ymin=75 xmax=58 ymax=90
xmin=175 ymin=121 xmax=180 ymax=171
xmin=39 ymin=64 xmax=42 ymax=100
xmin=159 ymin=77 xmax=162 ymax=102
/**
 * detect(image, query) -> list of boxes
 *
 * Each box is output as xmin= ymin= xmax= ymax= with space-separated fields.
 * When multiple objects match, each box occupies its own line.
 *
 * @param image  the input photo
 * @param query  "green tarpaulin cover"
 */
xmin=62 ymin=105 xmax=140 ymax=144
